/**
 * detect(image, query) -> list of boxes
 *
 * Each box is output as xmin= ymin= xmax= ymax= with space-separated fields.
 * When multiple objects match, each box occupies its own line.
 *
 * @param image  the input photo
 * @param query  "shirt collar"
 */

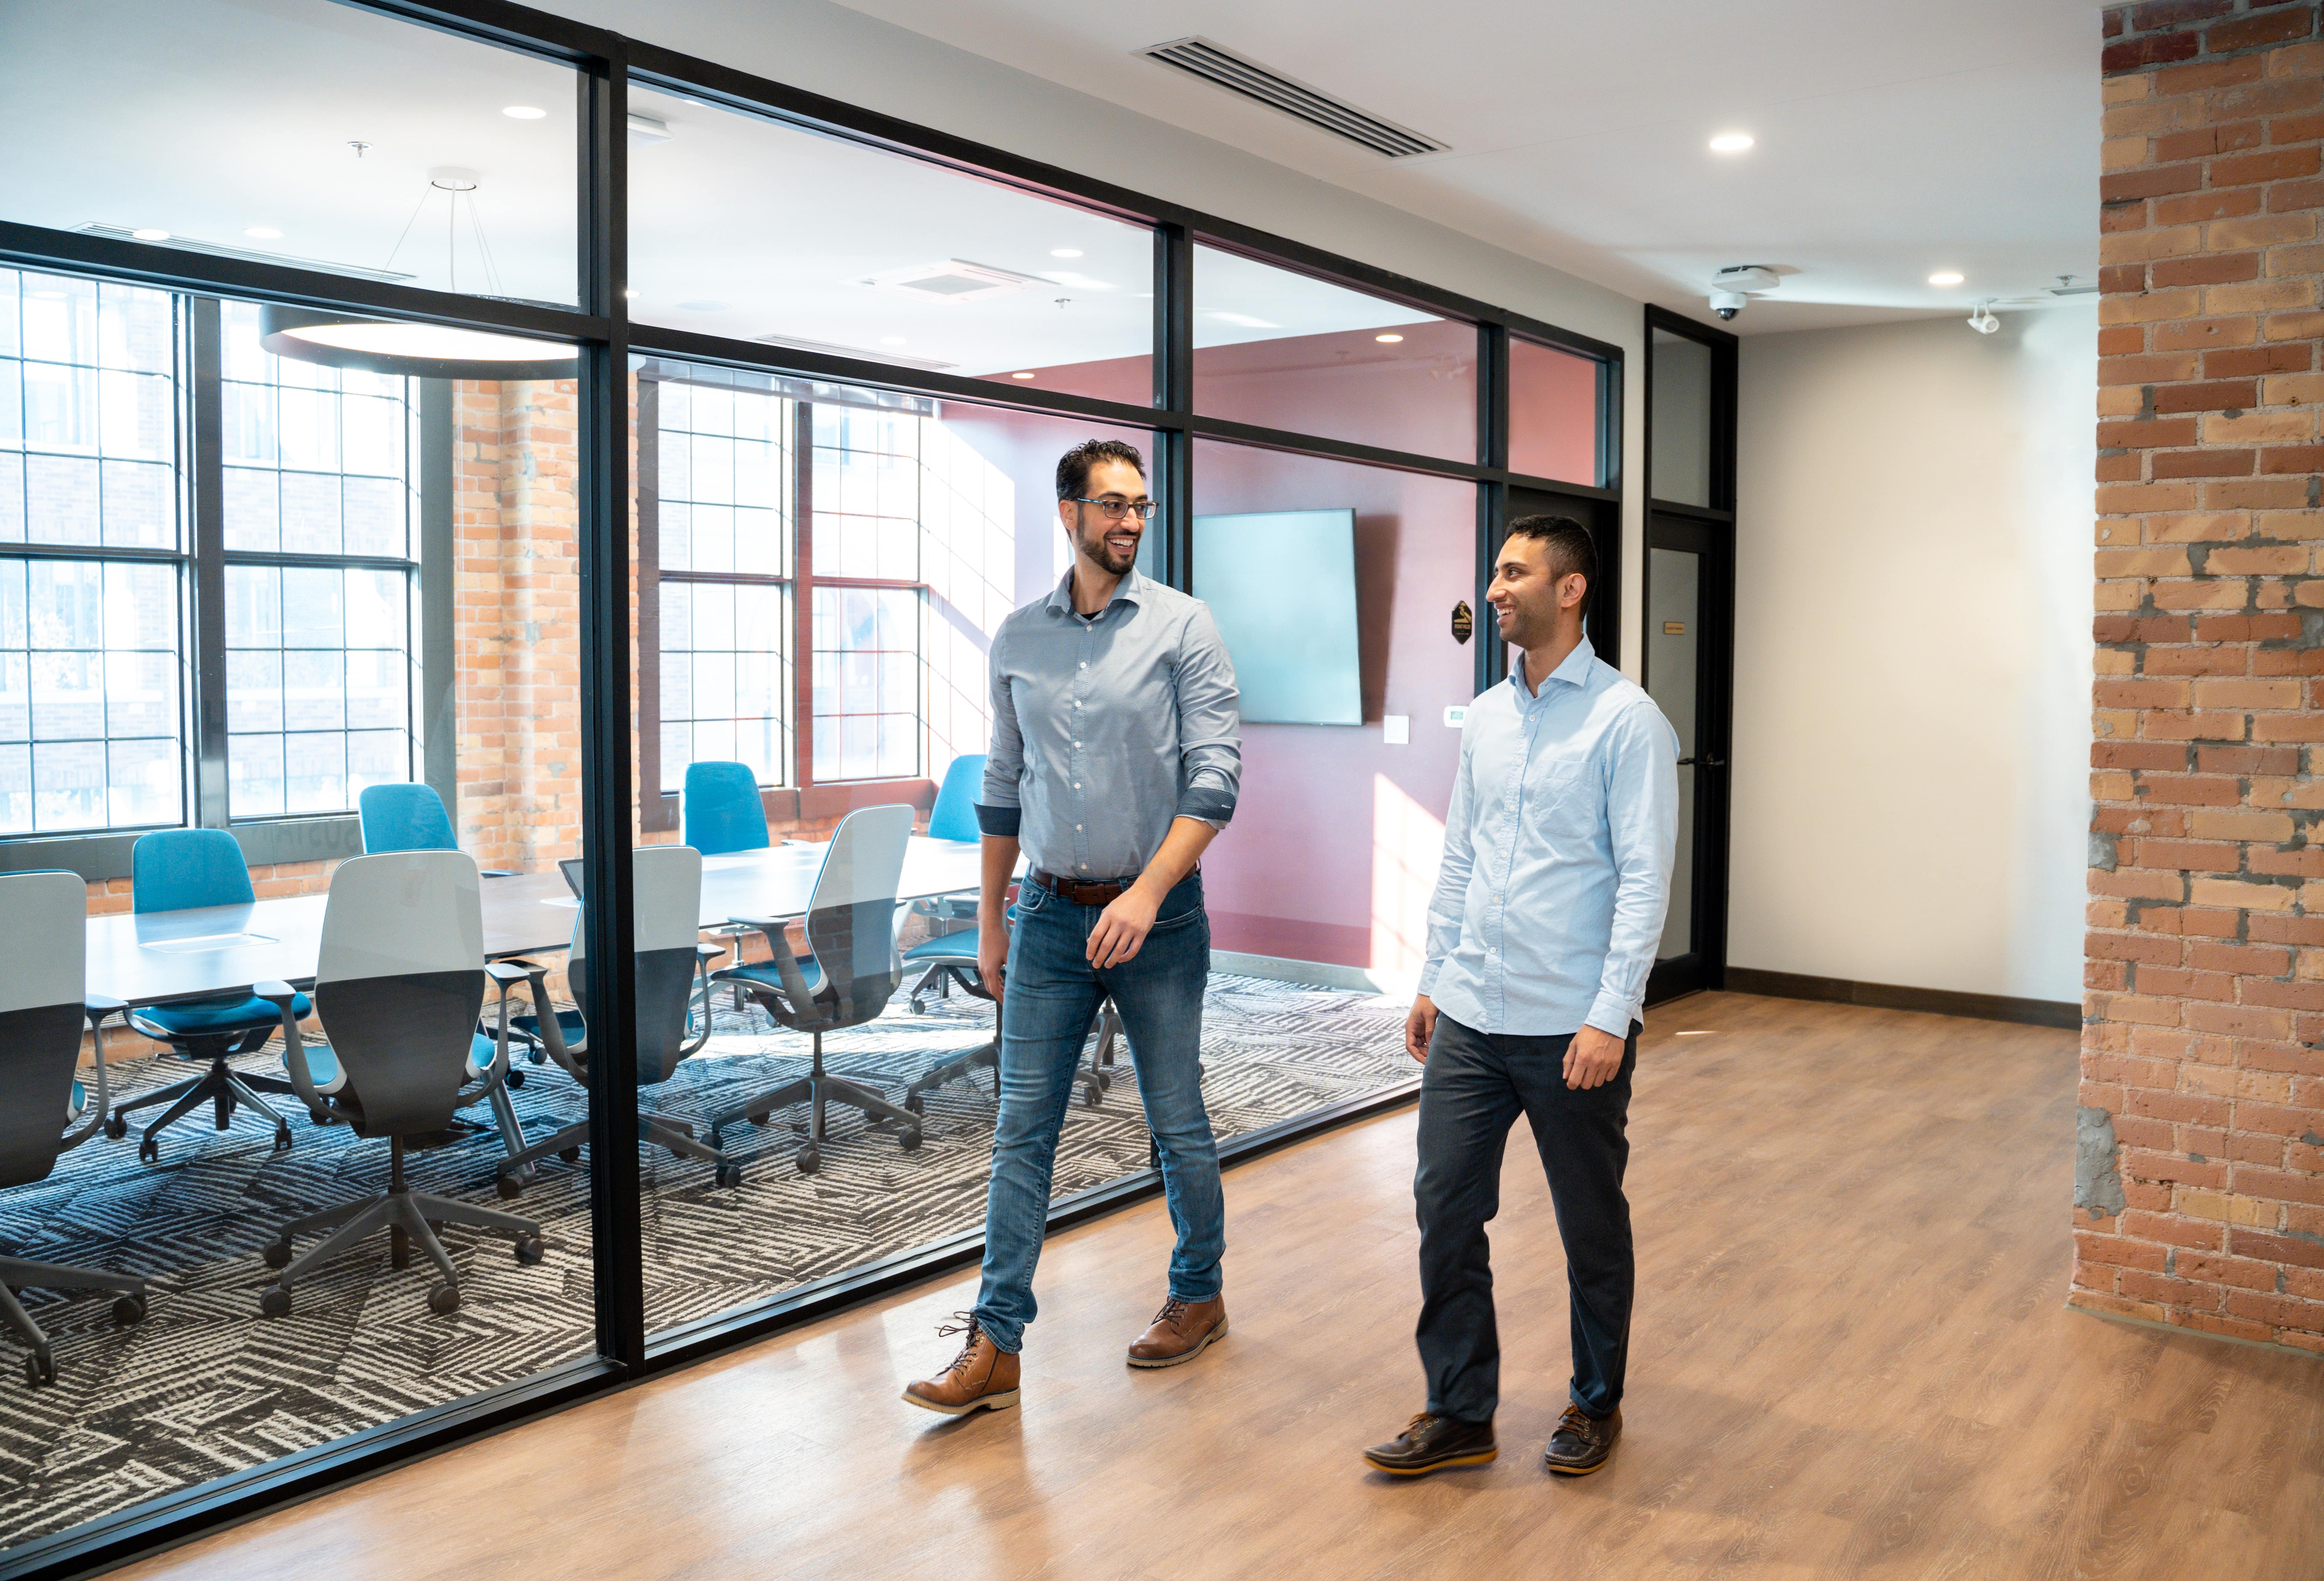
xmin=1514 ymin=636 xmax=1596 ymax=702
xmin=1046 ymin=563 xmax=1147 ymax=619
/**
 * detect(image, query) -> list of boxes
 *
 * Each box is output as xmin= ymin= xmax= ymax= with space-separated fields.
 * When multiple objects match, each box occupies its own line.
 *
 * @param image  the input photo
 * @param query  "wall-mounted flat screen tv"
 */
xmin=1191 ymin=508 xmax=1361 ymax=726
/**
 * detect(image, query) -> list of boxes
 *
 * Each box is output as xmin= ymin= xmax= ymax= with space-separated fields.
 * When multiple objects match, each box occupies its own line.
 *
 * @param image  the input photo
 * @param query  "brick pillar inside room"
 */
xmin=2082 ymin=0 xmax=2324 ymax=1353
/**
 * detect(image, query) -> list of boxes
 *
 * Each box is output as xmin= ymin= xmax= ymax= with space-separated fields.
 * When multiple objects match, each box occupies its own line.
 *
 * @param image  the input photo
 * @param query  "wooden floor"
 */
xmin=118 ymin=994 xmax=2324 ymax=1581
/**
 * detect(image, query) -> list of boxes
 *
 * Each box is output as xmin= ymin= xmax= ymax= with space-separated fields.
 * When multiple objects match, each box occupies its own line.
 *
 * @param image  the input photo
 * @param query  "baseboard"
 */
xmin=2066 ymin=1299 xmax=2324 ymax=1363
xmin=1209 ymin=949 xmax=1406 ymax=996
xmin=1724 ymin=967 xmax=2079 ymax=1029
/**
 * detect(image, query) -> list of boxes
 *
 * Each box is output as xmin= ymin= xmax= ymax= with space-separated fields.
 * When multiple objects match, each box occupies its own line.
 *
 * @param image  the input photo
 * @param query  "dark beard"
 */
xmin=1077 ymin=523 xmax=1138 ymax=576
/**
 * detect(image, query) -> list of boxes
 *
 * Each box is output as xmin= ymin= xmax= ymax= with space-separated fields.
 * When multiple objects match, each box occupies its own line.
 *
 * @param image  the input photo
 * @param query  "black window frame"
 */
xmin=0 ymin=4 xmax=1630 ymax=1573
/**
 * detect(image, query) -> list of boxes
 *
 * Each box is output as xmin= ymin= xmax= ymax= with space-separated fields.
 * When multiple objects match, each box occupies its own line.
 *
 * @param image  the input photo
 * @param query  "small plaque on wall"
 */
xmin=1451 ymin=601 xmax=1473 ymax=644
xmin=1663 ymin=621 xmax=1686 ymax=635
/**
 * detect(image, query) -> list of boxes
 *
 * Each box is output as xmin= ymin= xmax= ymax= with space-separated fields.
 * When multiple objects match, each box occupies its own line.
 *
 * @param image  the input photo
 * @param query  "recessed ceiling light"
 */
xmin=244 ymin=226 xmax=282 ymax=240
xmin=1050 ymin=248 xmax=1083 ymax=259
xmin=131 ymin=228 xmax=169 ymax=241
xmin=503 ymin=105 xmax=547 ymax=119
xmin=1929 ymin=271 xmax=1965 ymax=286
xmin=1375 ymin=333 xmax=1405 ymax=343
xmin=622 ymin=289 xmax=640 ymax=299
xmin=880 ymin=336 xmax=906 ymax=345
xmin=1709 ymin=133 xmax=1753 ymax=153
xmin=1010 ymin=371 xmax=1036 ymax=379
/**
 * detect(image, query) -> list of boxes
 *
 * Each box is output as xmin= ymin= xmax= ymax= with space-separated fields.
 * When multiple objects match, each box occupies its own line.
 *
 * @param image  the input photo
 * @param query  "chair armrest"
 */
xmin=83 ymin=994 xmax=126 ymax=1024
xmin=60 ymin=1003 xmax=120 ymax=1153
xmin=255 ymin=981 xmax=333 ymax=1119
xmin=485 ymin=960 xmax=533 ymax=986
xmin=481 ymin=869 xmax=519 ymax=878
xmin=696 ymin=943 xmax=727 ymax=963
xmin=510 ymin=959 xmax=586 ymax=1082
xmin=724 ymin=917 xmax=827 ymax=1019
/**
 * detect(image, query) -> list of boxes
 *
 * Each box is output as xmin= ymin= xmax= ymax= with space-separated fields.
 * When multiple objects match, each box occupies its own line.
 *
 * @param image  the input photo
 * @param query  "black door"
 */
xmin=1643 ymin=511 xmax=1733 ymax=1002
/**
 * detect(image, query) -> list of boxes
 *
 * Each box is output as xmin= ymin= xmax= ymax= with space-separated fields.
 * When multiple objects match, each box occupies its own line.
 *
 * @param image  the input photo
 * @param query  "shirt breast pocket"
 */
xmin=1528 ymin=756 xmax=1600 ymax=847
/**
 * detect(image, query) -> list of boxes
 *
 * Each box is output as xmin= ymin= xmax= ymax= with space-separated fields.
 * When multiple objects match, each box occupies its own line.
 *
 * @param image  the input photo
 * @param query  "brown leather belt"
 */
xmin=1028 ymin=869 xmax=1136 ymax=906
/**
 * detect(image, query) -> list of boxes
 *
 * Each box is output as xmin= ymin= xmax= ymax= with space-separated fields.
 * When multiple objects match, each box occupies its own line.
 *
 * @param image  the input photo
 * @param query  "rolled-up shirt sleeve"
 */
xmin=976 ymin=630 xmax=1024 ymax=838
xmin=1417 ymin=723 xmax=1476 ymax=1000
xmin=1584 ymin=704 xmax=1679 ymax=1038
xmin=1173 ymin=605 xmax=1241 ymax=828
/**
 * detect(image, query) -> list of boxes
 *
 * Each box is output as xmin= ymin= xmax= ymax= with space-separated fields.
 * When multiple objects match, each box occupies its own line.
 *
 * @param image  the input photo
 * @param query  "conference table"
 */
xmin=84 ymin=837 xmax=989 ymax=1010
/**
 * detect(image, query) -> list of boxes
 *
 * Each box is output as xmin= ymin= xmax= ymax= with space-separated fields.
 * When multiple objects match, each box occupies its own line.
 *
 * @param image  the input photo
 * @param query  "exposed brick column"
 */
xmin=2080 ymin=0 xmax=2324 ymax=1352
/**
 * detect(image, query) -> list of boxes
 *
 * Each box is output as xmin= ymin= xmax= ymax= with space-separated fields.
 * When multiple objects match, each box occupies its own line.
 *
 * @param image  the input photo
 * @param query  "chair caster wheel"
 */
xmin=259 ymin=1287 xmax=292 ymax=1318
xmin=428 ymin=1285 xmax=461 ymax=1315
xmin=715 ymin=1162 xmax=744 ymax=1188
xmin=495 ymin=1174 xmax=524 ymax=1201
xmin=900 ymin=1128 xmax=922 ymax=1153
xmin=507 ymin=1069 xmax=525 ymax=1090
xmin=1081 ymin=1083 xmax=1102 ymax=1109
xmin=113 ymin=1294 xmax=147 ymax=1326
xmin=26 ymin=1348 xmax=53 ymax=1387
xmin=558 ymin=1147 xmax=581 ymax=1164
xmin=273 ymin=1127 xmax=294 ymax=1153
xmin=514 ymin=1236 xmax=545 ymax=1266
xmin=904 ymin=1094 xmax=926 ymax=1116
xmin=795 ymin=1147 xmax=820 ymax=1175
xmin=262 ymin=1240 xmax=292 ymax=1269
xmin=104 ymin=1115 xmax=127 ymax=1140
xmin=747 ymin=1110 xmax=771 ymax=1128
xmin=137 ymin=1139 xmax=159 ymax=1164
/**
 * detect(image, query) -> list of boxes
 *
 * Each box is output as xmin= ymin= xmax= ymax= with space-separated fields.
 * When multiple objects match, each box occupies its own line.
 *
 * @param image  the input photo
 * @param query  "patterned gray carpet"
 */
xmin=0 ymin=973 xmax=1411 ymax=1548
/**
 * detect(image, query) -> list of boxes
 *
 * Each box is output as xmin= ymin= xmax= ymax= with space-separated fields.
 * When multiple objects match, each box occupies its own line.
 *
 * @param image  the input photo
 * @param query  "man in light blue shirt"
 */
xmin=1364 ymin=516 xmax=1677 ymax=1482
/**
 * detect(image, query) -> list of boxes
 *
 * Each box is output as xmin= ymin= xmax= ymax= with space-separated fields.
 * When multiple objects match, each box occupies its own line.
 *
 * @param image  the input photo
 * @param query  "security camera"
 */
xmin=1707 ymin=265 xmax=1781 ymax=321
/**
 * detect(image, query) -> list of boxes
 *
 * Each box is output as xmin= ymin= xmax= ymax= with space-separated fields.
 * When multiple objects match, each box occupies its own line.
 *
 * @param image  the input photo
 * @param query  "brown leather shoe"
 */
xmin=901 ymin=1314 xmax=1021 ymax=1416
xmin=1363 ymin=1411 xmax=1498 ymax=1476
xmin=1544 ymin=1403 xmax=1621 ymax=1474
xmin=1125 ymin=1294 xmax=1228 ymax=1368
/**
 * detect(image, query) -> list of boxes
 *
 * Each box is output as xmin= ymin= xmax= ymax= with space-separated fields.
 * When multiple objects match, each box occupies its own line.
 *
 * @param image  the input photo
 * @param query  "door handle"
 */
xmin=1676 ymin=756 xmax=1696 ymax=766
xmin=1702 ymin=756 xmax=1726 ymax=769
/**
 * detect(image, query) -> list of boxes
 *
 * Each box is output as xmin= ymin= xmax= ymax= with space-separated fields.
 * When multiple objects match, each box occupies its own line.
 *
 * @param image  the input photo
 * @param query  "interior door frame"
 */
xmin=1640 ymin=305 xmax=1739 ymax=1004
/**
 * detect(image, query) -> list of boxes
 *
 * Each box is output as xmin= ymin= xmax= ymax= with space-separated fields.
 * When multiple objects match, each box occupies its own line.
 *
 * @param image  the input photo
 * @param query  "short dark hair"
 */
xmin=1503 ymin=514 xmax=1596 ymax=614
xmin=1056 ymin=438 xmax=1147 ymax=503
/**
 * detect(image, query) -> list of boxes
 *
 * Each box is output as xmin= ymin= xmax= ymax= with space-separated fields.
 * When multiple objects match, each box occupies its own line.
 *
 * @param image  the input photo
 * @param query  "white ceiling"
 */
xmin=823 ymin=0 xmax=2106 ymax=334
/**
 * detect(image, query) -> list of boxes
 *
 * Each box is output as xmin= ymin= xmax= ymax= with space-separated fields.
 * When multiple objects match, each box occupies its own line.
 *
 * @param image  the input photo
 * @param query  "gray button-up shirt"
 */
xmin=976 ymin=567 xmax=1242 ymax=879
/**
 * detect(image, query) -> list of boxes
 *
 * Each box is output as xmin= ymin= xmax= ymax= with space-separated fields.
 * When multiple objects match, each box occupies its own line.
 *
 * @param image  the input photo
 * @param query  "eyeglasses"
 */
xmin=1072 ymin=496 xmax=1159 ymax=521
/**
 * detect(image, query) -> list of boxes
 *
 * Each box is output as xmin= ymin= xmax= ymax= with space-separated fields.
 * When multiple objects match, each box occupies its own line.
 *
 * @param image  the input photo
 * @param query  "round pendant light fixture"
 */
xmin=259 ymin=305 xmax=578 ymax=380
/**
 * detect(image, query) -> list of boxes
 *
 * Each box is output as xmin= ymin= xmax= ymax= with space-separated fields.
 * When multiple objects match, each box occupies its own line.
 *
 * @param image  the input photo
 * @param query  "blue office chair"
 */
xmin=925 ymin=753 xmax=986 ymax=843
xmin=0 ymin=871 xmax=149 ymax=1386
xmin=359 ymin=782 xmax=518 ymax=877
xmin=110 ymin=829 xmax=311 ymax=1162
xmin=905 ymin=753 xmax=987 ymax=1009
xmin=683 ymin=761 xmax=772 ymax=856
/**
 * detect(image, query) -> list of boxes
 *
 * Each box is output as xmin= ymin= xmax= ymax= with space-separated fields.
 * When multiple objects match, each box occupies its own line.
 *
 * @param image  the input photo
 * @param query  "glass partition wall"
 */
xmin=0 ymin=3 xmax=1623 ymax=1572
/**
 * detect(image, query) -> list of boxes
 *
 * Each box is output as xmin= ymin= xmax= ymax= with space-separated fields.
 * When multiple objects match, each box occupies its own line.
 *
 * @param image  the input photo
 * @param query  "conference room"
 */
xmin=0 ymin=0 xmax=1627 ymax=1562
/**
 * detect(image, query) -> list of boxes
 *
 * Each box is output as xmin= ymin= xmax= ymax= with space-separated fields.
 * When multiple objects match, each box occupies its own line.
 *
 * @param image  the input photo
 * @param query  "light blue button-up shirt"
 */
xmin=978 ymin=567 xmax=1241 ymax=879
xmin=1418 ymin=637 xmax=1679 ymax=1040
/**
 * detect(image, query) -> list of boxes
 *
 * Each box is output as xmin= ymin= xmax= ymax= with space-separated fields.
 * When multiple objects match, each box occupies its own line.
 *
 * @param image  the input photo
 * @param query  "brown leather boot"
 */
xmin=901 ymin=1315 xmax=1021 ymax=1416
xmin=1126 ymin=1294 xmax=1228 ymax=1368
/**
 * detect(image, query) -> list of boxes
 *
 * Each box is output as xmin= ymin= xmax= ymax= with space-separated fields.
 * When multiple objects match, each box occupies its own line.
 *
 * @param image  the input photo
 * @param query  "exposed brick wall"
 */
xmin=2080 ymin=0 xmax=2324 ymax=1353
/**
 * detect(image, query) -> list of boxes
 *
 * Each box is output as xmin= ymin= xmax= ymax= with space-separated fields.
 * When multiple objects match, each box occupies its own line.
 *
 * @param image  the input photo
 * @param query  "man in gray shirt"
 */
xmin=905 ymin=438 xmax=1241 ymax=1417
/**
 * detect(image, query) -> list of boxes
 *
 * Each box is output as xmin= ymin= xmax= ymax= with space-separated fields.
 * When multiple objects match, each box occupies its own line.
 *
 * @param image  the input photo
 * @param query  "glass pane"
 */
xmin=0 ymin=0 xmax=580 ymax=305
xmin=1508 ymin=336 xmax=1600 ymax=486
xmin=1193 ymin=245 xmax=1474 ymax=460
xmin=1651 ymin=329 xmax=1715 ymax=507
xmin=1647 ymin=547 xmax=1700 ymax=959
xmin=1 ymin=270 xmax=180 ymax=549
xmin=629 ymin=86 xmax=1151 ymax=405
xmin=0 ymin=552 xmax=182 ymax=833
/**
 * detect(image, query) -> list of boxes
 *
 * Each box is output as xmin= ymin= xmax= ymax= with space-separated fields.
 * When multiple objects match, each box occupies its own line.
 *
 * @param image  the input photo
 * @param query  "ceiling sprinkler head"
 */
xmin=347 ymin=140 xmax=370 ymax=158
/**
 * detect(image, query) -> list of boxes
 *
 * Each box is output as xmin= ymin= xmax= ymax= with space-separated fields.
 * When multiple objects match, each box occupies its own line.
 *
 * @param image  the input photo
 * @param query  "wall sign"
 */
xmin=1451 ymin=600 xmax=1473 ymax=644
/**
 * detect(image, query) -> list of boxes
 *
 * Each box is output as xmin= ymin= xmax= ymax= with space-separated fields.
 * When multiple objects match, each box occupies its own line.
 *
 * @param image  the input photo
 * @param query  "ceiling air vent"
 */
xmin=865 ymin=259 xmax=1045 ymax=300
xmin=75 ymin=224 xmax=415 ymax=283
xmin=1140 ymin=37 xmax=1448 ymax=158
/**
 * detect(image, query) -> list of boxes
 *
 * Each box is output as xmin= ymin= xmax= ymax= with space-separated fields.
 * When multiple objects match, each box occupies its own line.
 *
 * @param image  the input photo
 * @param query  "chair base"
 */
xmin=108 ymin=1059 xmax=296 ymax=1162
xmin=0 ymin=1256 xmax=149 ymax=1388
xmin=903 ymin=999 xmax=1121 ymax=1113
xmin=712 ymin=1033 xmax=923 ymax=1175
xmin=259 ymin=1137 xmax=542 ymax=1318
xmin=494 ymin=1110 xmax=744 ymax=1194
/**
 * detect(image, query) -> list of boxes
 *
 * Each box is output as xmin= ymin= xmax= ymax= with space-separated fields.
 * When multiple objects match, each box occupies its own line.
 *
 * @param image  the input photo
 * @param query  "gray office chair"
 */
xmin=253 ymin=850 xmax=543 ymax=1317
xmin=0 ymin=871 xmax=149 ymax=1386
xmin=493 ymin=844 xmax=743 ymax=1195
xmin=709 ymin=803 xmax=920 ymax=1174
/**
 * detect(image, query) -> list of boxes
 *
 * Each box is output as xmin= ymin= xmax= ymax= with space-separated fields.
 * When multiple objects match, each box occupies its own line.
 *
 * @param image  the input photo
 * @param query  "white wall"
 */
xmin=557 ymin=0 xmax=1656 ymax=675
xmin=1732 ymin=307 xmax=2095 ymax=1004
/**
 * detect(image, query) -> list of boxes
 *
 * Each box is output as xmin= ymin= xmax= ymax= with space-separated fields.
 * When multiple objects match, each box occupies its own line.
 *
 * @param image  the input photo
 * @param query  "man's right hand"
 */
xmin=1405 ymin=993 xmax=1438 ymax=1064
xmin=978 ymin=917 xmax=1010 ymax=1004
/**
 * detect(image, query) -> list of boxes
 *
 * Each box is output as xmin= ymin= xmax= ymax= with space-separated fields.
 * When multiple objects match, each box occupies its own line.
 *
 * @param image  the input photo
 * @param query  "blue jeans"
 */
xmin=971 ymin=872 xmax=1222 ymax=1353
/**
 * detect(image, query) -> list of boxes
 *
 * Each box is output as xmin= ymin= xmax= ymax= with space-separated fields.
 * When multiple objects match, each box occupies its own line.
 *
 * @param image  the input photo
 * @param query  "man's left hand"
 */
xmin=1563 ymin=1025 xmax=1626 ymax=1090
xmin=1088 ymin=884 xmax=1161 ymax=968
